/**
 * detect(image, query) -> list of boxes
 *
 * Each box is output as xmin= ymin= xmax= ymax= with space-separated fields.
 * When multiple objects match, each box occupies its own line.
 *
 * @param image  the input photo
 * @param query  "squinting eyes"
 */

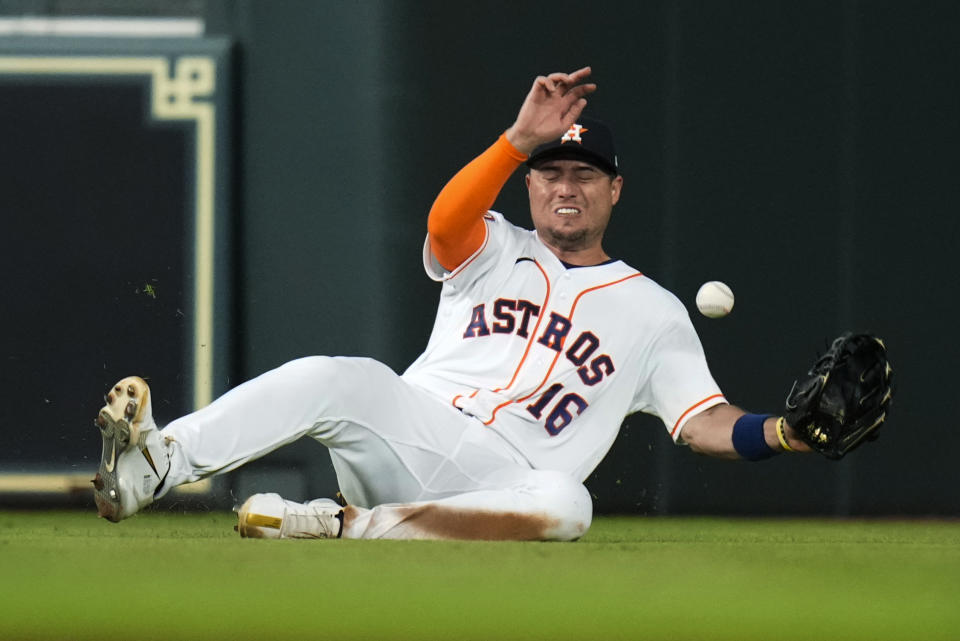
xmin=539 ymin=171 xmax=601 ymax=182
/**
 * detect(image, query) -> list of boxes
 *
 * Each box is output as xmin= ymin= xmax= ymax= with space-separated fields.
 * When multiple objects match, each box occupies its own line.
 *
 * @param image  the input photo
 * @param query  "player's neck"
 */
xmin=544 ymin=243 xmax=610 ymax=267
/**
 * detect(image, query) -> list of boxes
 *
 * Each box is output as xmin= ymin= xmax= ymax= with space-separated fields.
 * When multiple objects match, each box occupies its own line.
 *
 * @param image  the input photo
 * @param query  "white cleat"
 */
xmin=236 ymin=493 xmax=344 ymax=539
xmin=91 ymin=376 xmax=170 ymax=522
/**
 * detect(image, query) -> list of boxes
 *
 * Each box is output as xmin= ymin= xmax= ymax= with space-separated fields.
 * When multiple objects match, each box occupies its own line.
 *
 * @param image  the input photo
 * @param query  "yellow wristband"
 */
xmin=776 ymin=417 xmax=795 ymax=452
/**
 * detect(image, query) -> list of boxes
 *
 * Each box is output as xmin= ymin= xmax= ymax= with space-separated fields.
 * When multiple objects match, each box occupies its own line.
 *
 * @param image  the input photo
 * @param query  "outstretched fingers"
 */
xmin=536 ymin=66 xmax=594 ymax=96
xmin=549 ymin=66 xmax=593 ymax=86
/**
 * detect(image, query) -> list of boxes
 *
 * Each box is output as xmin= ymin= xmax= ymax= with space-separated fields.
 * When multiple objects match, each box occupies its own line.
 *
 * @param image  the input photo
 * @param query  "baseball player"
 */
xmin=93 ymin=66 xmax=887 ymax=540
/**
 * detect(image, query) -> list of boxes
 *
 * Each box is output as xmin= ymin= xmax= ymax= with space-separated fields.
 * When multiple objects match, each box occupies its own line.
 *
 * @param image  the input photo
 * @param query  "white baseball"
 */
xmin=696 ymin=281 xmax=734 ymax=318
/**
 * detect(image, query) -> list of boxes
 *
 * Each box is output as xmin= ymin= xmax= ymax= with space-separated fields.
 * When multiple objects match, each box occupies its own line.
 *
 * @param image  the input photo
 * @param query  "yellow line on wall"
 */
xmin=0 ymin=473 xmax=211 ymax=495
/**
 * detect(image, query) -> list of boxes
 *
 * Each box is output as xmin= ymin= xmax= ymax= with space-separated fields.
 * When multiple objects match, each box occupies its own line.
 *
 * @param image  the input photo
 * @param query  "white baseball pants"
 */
xmin=158 ymin=356 xmax=592 ymax=541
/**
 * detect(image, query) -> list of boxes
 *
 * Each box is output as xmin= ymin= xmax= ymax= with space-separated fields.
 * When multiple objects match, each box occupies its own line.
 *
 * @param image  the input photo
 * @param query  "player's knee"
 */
xmin=530 ymin=470 xmax=593 ymax=541
xmin=279 ymin=356 xmax=376 ymax=392
xmin=276 ymin=356 xmax=395 ymax=414
xmin=276 ymin=356 xmax=342 ymax=389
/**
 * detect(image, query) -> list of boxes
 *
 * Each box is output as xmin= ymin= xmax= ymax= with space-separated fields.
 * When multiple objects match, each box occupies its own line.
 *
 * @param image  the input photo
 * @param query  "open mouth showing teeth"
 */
xmin=556 ymin=207 xmax=580 ymax=215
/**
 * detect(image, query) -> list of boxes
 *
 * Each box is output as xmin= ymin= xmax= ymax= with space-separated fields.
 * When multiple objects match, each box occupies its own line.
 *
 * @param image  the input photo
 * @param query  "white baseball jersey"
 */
xmin=403 ymin=211 xmax=726 ymax=481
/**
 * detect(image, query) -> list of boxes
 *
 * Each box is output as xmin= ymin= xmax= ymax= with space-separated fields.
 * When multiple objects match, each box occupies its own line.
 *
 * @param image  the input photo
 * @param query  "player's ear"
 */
xmin=610 ymin=175 xmax=623 ymax=205
xmin=525 ymin=172 xmax=531 ymax=189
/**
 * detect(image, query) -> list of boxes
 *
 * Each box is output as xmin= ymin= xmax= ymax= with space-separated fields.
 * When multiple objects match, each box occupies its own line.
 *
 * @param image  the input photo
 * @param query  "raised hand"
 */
xmin=505 ymin=66 xmax=596 ymax=155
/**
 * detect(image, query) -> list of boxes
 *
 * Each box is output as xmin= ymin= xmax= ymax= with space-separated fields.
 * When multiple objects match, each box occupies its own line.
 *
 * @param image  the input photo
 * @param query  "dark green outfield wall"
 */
xmin=5 ymin=0 xmax=958 ymax=514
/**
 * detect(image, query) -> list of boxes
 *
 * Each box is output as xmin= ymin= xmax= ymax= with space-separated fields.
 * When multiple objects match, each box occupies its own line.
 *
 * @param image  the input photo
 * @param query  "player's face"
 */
xmin=526 ymin=159 xmax=623 ymax=262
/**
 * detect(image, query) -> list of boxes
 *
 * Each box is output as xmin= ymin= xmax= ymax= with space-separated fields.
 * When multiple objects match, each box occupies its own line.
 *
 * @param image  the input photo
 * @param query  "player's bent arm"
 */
xmin=681 ymin=404 xmax=811 ymax=459
xmin=427 ymin=134 xmax=528 ymax=271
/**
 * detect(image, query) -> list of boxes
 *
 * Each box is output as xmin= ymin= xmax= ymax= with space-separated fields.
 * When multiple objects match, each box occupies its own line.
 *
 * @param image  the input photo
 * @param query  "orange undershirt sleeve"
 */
xmin=427 ymin=133 xmax=528 ymax=272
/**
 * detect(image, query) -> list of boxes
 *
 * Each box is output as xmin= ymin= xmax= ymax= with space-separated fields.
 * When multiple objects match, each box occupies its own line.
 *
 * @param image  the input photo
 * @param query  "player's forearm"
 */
xmin=681 ymin=404 xmax=750 ymax=459
xmin=681 ymin=404 xmax=809 ymax=458
xmin=427 ymin=133 xmax=527 ymax=270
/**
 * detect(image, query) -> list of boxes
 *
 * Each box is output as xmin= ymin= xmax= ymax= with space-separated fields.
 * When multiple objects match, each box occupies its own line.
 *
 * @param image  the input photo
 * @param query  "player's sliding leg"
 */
xmin=91 ymin=356 xmax=488 ymax=521
xmin=343 ymin=469 xmax=592 ymax=540
xmin=92 ymin=357 xmax=593 ymax=541
xmin=155 ymin=356 xmax=475 ymax=497
xmin=236 ymin=469 xmax=592 ymax=541
xmin=92 ymin=376 xmax=171 ymax=522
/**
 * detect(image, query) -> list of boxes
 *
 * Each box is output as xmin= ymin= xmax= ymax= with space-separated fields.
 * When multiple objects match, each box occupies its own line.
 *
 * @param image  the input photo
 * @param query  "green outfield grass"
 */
xmin=1 ymin=510 xmax=957 ymax=641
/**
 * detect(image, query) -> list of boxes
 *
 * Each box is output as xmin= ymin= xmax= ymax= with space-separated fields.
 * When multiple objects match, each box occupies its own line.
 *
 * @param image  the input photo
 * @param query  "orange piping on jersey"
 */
xmin=450 ymin=259 xmax=550 ymax=410
xmin=483 ymin=272 xmax=645 ymax=426
xmin=428 ymin=133 xmax=527 ymax=272
xmin=670 ymin=393 xmax=727 ymax=438
xmin=491 ymin=259 xmax=552 ymax=394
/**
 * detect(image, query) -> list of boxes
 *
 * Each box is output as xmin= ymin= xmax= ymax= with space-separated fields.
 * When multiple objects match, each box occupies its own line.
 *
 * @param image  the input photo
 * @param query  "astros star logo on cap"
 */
xmin=560 ymin=124 xmax=588 ymax=144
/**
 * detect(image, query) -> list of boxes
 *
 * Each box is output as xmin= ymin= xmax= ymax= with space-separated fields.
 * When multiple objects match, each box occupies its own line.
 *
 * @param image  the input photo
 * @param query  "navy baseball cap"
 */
xmin=525 ymin=117 xmax=618 ymax=176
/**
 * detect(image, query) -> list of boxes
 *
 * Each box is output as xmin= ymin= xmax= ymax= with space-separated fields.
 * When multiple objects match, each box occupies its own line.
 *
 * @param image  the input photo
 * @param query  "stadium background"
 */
xmin=1 ymin=0 xmax=957 ymax=516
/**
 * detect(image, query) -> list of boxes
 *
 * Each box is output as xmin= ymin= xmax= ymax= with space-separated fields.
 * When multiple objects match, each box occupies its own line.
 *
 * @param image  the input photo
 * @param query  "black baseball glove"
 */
xmin=784 ymin=333 xmax=893 ymax=460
